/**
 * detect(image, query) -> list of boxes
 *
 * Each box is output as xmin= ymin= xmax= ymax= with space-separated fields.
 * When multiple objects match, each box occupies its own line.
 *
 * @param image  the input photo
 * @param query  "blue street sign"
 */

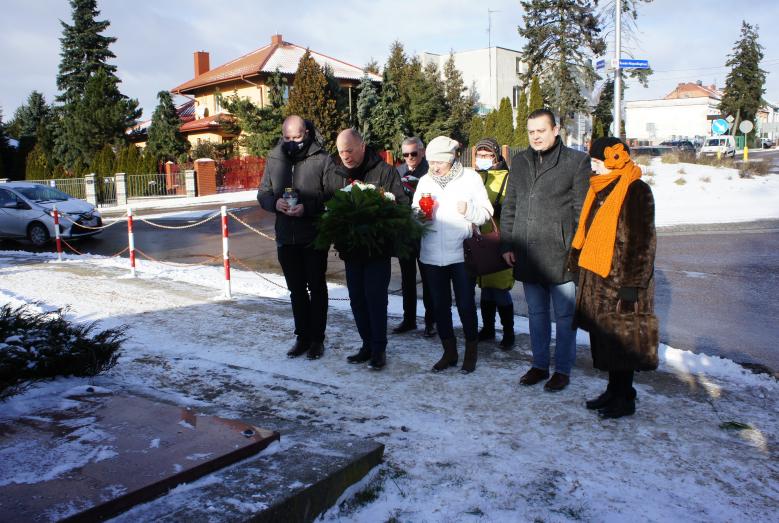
xmin=712 ymin=119 xmax=730 ymax=135
xmin=619 ymin=59 xmax=650 ymax=69
xmin=596 ymin=59 xmax=606 ymax=70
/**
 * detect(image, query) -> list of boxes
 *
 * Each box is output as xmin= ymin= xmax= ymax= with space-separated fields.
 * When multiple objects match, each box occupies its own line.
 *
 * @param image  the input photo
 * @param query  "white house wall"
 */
xmin=625 ymin=97 xmax=721 ymax=142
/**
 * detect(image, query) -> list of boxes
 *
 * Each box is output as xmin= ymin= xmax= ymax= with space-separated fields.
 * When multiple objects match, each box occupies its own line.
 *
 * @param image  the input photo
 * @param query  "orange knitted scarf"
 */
xmin=572 ymin=143 xmax=642 ymax=277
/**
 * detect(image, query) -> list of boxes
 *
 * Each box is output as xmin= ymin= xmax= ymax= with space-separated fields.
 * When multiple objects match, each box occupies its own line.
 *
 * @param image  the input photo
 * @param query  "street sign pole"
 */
xmin=614 ymin=0 xmax=622 ymax=139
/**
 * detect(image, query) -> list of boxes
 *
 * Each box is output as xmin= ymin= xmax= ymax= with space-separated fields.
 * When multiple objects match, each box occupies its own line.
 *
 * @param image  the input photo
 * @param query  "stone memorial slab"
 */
xmin=0 ymin=391 xmax=279 ymax=521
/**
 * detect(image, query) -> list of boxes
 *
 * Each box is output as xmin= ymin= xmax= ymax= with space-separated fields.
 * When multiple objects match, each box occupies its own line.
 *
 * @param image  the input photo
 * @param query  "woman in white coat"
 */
xmin=412 ymin=136 xmax=493 ymax=373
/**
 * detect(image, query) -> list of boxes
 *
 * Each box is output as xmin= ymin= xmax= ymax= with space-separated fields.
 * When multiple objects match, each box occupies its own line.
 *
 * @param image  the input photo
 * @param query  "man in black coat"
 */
xmin=258 ymin=115 xmax=334 ymax=360
xmin=500 ymin=109 xmax=590 ymax=391
xmin=329 ymin=129 xmax=409 ymax=370
xmin=393 ymin=136 xmax=435 ymax=338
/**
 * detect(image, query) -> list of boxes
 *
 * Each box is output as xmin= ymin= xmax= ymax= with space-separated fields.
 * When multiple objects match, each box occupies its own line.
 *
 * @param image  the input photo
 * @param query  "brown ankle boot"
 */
xmin=432 ymin=338 xmax=458 ymax=372
xmin=460 ymin=340 xmax=478 ymax=374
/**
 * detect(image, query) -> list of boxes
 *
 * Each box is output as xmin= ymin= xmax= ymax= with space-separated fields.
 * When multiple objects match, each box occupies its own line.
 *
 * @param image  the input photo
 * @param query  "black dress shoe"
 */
xmin=346 ymin=346 xmax=371 ymax=364
xmin=423 ymin=324 xmax=437 ymax=338
xmin=599 ymin=397 xmax=636 ymax=419
xmin=368 ymin=353 xmax=386 ymax=370
xmin=519 ymin=367 xmax=550 ymax=386
xmin=586 ymin=389 xmax=614 ymax=410
xmin=307 ymin=341 xmax=324 ymax=360
xmin=286 ymin=339 xmax=310 ymax=358
xmin=392 ymin=320 xmax=417 ymax=334
xmin=544 ymin=372 xmax=570 ymax=392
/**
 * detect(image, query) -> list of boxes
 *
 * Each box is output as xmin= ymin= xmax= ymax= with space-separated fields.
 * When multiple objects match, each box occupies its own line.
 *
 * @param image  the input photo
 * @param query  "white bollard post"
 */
xmin=127 ymin=207 xmax=136 ymax=277
xmin=53 ymin=206 xmax=62 ymax=262
xmin=221 ymin=205 xmax=232 ymax=299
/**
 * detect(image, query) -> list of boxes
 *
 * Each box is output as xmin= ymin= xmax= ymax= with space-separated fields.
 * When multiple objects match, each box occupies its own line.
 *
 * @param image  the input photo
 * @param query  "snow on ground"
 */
xmin=1 ymin=252 xmax=777 ymax=522
xmin=639 ymin=158 xmax=779 ymax=226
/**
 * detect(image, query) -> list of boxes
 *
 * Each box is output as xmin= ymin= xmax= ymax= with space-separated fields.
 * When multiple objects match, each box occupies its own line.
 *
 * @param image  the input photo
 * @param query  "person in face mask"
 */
xmin=257 ymin=115 xmax=336 ymax=361
xmin=473 ymin=138 xmax=515 ymax=350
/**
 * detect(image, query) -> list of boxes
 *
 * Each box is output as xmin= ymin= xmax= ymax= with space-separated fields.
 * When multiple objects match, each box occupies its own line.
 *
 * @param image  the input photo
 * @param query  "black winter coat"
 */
xmin=257 ymin=128 xmax=335 ymax=246
xmin=500 ymin=138 xmax=590 ymax=284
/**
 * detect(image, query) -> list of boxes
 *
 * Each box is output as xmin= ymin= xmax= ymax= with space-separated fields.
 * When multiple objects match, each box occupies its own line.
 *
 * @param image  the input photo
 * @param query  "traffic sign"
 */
xmin=711 ymin=119 xmax=730 ymax=135
xmin=739 ymin=120 xmax=754 ymax=134
xmin=596 ymin=59 xmax=606 ymax=70
xmin=612 ymin=59 xmax=650 ymax=69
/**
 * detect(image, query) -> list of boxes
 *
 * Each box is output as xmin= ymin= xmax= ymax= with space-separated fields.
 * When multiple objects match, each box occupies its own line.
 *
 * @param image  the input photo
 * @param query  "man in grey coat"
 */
xmin=500 ymin=109 xmax=590 ymax=391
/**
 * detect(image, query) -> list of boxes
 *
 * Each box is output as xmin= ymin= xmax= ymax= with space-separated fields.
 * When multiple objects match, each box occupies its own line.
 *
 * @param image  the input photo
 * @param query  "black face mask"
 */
xmin=282 ymin=139 xmax=307 ymax=158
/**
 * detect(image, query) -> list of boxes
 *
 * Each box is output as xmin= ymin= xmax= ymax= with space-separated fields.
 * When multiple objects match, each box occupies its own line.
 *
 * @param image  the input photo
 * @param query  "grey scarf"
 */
xmin=430 ymin=161 xmax=463 ymax=190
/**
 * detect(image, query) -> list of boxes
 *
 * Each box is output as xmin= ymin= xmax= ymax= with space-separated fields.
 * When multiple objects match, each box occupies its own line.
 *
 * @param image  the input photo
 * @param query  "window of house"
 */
xmin=512 ymin=86 xmax=521 ymax=108
xmin=214 ymin=94 xmax=222 ymax=113
xmin=516 ymin=58 xmax=522 ymax=74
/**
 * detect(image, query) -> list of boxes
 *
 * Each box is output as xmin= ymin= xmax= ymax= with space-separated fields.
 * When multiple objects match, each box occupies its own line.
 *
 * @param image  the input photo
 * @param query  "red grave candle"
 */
xmin=419 ymin=193 xmax=434 ymax=220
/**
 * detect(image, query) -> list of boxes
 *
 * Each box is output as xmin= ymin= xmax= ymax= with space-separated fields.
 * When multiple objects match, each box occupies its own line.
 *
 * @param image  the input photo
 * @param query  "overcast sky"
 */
xmin=1 ymin=0 xmax=777 ymax=121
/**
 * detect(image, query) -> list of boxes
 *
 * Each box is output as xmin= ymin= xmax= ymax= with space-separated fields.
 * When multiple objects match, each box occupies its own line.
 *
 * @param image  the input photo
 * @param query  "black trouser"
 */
xmin=345 ymin=257 xmax=391 ymax=356
xmin=608 ymin=370 xmax=635 ymax=398
xmin=277 ymin=244 xmax=328 ymax=343
xmin=398 ymin=255 xmax=434 ymax=326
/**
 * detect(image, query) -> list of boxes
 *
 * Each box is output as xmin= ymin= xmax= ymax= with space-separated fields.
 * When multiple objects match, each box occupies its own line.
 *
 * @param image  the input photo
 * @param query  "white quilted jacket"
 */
xmin=412 ymin=166 xmax=493 ymax=267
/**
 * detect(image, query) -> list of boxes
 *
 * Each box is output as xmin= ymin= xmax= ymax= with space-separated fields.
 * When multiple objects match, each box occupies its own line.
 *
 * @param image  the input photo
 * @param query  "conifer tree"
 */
xmin=592 ymin=78 xmax=614 ymax=137
xmin=519 ymin=1 xmax=605 ymax=128
xmin=484 ymin=110 xmax=498 ymax=140
xmin=0 ymin=110 xmax=8 ymax=178
xmin=356 ymin=75 xmax=379 ymax=147
xmin=13 ymin=92 xmax=51 ymax=139
xmin=146 ymin=91 xmax=188 ymax=162
xmin=407 ymin=62 xmax=448 ymax=144
xmin=513 ymin=90 xmax=530 ymax=147
xmin=370 ymin=74 xmax=409 ymax=156
xmin=89 ymin=143 xmax=115 ymax=178
xmin=323 ymin=64 xmax=351 ymax=127
xmin=56 ymin=68 xmax=140 ymax=168
xmin=719 ymin=21 xmax=766 ymax=144
xmin=286 ymin=50 xmax=341 ymax=151
xmin=442 ymin=54 xmax=473 ymax=145
xmin=528 ymin=76 xmax=544 ymax=113
xmin=495 ymin=97 xmax=514 ymax=146
xmin=54 ymin=0 xmax=140 ymax=169
xmin=364 ymin=59 xmax=380 ymax=75
xmin=56 ymin=0 xmax=118 ymax=105
xmin=26 ymin=144 xmax=51 ymax=180
xmin=469 ymin=115 xmax=486 ymax=143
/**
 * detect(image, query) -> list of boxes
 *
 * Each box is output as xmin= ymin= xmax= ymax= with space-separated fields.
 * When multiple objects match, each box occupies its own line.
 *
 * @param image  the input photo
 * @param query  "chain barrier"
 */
xmin=134 ymin=247 xmax=222 ymax=268
xmin=58 ymin=213 xmax=124 ymax=231
xmin=137 ymin=212 xmax=221 ymax=230
xmin=110 ymin=246 xmax=129 ymax=258
xmin=61 ymin=238 xmax=86 ymax=256
xmin=227 ymin=211 xmax=276 ymax=241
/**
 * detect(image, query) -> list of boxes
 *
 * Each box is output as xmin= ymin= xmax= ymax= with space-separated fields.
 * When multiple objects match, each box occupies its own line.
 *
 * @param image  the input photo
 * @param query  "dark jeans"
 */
xmin=422 ymin=262 xmax=478 ymax=342
xmin=398 ymin=255 xmax=434 ymax=326
xmin=345 ymin=257 xmax=391 ymax=356
xmin=277 ymin=244 xmax=328 ymax=343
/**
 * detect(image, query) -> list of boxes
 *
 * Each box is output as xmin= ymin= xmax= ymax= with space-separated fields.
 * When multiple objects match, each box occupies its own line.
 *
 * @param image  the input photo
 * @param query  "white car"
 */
xmin=0 ymin=182 xmax=102 ymax=246
xmin=698 ymin=135 xmax=736 ymax=158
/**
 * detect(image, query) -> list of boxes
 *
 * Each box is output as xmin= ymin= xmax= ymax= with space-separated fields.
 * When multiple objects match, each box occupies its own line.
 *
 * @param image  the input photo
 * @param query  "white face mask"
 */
xmin=475 ymin=158 xmax=493 ymax=171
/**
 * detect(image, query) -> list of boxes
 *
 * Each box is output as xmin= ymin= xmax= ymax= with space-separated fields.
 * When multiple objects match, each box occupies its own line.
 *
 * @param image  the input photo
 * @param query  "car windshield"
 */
xmin=706 ymin=139 xmax=721 ymax=146
xmin=16 ymin=185 xmax=71 ymax=202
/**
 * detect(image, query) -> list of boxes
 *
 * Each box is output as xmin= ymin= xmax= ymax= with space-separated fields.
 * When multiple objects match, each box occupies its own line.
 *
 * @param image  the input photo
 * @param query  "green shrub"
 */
xmin=739 ymin=160 xmax=770 ymax=178
xmin=0 ymin=303 xmax=126 ymax=399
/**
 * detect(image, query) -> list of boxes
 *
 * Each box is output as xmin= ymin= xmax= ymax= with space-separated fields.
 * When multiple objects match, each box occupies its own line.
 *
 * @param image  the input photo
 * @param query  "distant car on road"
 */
xmin=761 ymin=138 xmax=775 ymax=149
xmin=632 ymin=145 xmax=676 ymax=157
xmin=0 ymin=182 xmax=102 ymax=246
xmin=660 ymin=140 xmax=696 ymax=152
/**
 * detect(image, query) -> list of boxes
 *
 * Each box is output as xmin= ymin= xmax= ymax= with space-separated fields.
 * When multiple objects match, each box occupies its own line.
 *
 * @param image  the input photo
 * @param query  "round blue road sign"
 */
xmin=712 ymin=119 xmax=729 ymax=135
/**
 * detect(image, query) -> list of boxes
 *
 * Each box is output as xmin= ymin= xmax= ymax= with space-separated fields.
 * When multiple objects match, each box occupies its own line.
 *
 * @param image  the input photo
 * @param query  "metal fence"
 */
xmin=127 ymin=172 xmax=186 ymax=199
xmin=48 ymin=178 xmax=87 ymax=200
xmin=99 ymin=176 xmax=116 ymax=207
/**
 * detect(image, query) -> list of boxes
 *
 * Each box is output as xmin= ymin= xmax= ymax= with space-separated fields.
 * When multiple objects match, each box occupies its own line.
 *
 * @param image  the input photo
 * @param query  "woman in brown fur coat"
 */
xmin=569 ymin=137 xmax=658 ymax=419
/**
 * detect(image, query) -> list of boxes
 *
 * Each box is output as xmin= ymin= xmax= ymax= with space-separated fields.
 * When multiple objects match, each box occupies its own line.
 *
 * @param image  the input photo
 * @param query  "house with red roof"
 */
xmin=170 ymin=34 xmax=380 ymax=148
